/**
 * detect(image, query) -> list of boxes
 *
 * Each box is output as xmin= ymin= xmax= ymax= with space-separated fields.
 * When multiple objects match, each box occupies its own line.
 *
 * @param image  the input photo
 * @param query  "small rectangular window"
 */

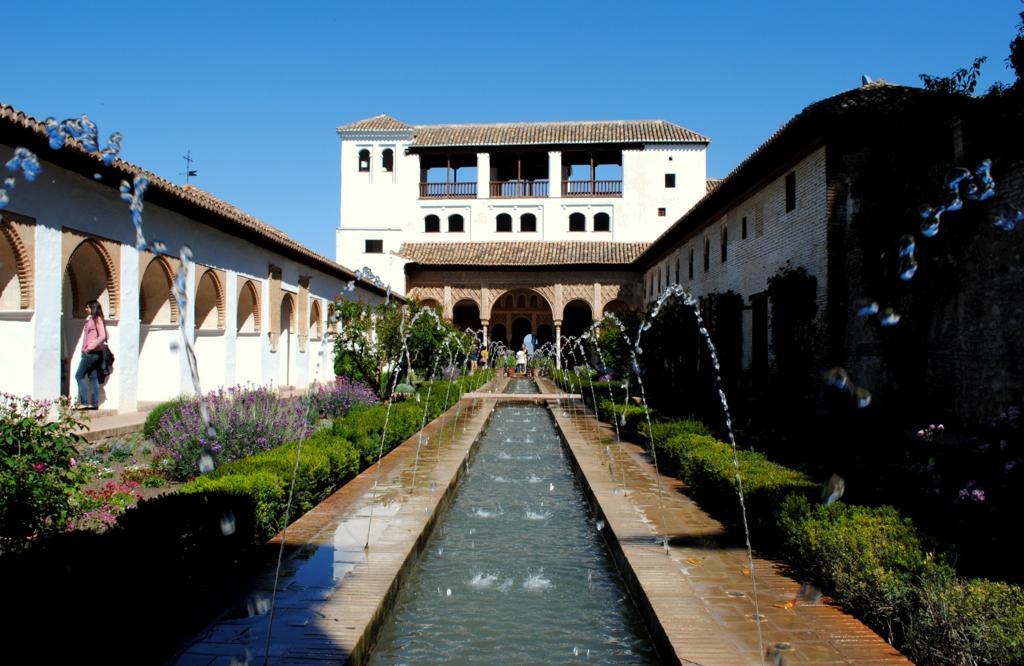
xmin=688 ymin=248 xmax=694 ymax=280
xmin=365 ymin=239 xmax=383 ymax=253
xmin=741 ymin=216 xmax=748 ymax=240
xmin=720 ymin=226 xmax=728 ymax=263
xmin=703 ymin=237 xmax=710 ymax=273
xmin=785 ymin=172 xmax=796 ymax=212
xmin=657 ymin=207 xmax=666 ymax=217
xmin=665 ymin=174 xmax=676 ymax=188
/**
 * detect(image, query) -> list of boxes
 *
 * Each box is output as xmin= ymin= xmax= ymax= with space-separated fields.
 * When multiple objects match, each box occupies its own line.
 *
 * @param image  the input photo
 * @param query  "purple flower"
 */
xmin=33 ymin=463 xmax=46 ymax=472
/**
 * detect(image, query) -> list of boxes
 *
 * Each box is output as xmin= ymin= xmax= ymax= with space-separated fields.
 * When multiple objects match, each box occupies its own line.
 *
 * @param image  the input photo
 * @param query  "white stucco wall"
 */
xmin=336 ymin=128 xmax=708 ymax=294
xmin=0 ymin=141 xmax=383 ymax=410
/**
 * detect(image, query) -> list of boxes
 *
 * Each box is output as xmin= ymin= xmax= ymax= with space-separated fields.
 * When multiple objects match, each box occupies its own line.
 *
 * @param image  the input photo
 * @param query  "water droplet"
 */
xmin=878 ymin=308 xmax=900 ymax=327
xmin=824 ymin=367 xmax=849 ymax=390
xmin=993 ymin=203 xmax=1023 ymax=232
xmin=921 ymin=215 xmax=941 ymax=238
xmin=93 ymin=173 xmax=102 ymax=180
xmin=168 ymin=340 xmax=179 ymax=352
xmin=220 ymin=511 xmax=236 ymax=535
xmin=822 ymin=474 xmax=845 ymax=504
xmin=899 ymin=256 xmax=918 ymax=281
xmin=0 ymin=189 xmax=8 ymax=209
xmin=854 ymin=299 xmax=879 ymax=317
xmin=199 ymin=452 xmax=214 ymax=474
xmin=854 ymin=386 xmax=872 ymax=408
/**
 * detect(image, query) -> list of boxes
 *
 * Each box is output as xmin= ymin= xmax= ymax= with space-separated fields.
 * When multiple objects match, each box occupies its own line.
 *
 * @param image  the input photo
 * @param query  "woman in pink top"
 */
xmin=75 ymin=300 xmax=108 ymax=409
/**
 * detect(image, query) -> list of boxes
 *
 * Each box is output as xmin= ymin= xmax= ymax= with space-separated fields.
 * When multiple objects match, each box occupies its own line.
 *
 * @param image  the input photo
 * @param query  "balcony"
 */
xmin=419 ymin=182 xmax=477 ymax=199
xmin=489 ymin=180 xmax=549 ymax=198
xmin=561 ymin=180 xmax=623 ymax=197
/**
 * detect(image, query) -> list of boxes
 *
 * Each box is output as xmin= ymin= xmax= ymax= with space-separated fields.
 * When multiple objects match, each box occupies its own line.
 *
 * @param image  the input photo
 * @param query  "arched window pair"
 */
xmin=357 ymin=148 xmax=393 ymax=173
xmin=496 ymin=213 xmax=537 ymax=233
xmin=568 ymin=212 xmax=610 ymax=232
xmin=424 ymin=214 xmax=464 ymax=233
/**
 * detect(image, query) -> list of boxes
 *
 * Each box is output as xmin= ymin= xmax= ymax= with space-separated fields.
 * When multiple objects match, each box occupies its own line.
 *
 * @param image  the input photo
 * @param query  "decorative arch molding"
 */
xmin=237 ymin=278 xmax=262 ymax=333
xmin=560 ymin=283 xmax=596 ymax=317
xmin=598 ymin=283 xmax=637 ymax=317
xmin=309 ymin=299 xmax=324 ymax=340
xmin=195 ymin=267 xmax=227 ymax=330
xmin=0 ymin=216 xmax=33 ymax=309
xmin=62 ymin=232 xmax=120 ymax=318
xmin=483 ymin=285 xmax=555 ymax=319
xmin=138 ymin=254 xmax=179 ymax=324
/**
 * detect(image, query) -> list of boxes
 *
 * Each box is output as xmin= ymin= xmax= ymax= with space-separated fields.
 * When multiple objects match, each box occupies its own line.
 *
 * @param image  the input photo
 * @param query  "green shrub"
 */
xmin=143 ymin=398 xmax=185 ymax=440
xmin=181 ymin=471 xmax=287 ymax=539
xmin=904 ymin=567 xmax=1024 ymax=665
xmin=779 ymin=495 xmax=930 ymax=644
xmin=1 ymin=394 xmax=89 ymax=552
xmin=664 ymin=433 xmax=817 ymax=536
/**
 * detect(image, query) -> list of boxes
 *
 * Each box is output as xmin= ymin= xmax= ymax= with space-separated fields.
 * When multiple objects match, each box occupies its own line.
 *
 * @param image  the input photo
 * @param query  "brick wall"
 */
xmin=646 ymin=145 xmax=830 ymax=369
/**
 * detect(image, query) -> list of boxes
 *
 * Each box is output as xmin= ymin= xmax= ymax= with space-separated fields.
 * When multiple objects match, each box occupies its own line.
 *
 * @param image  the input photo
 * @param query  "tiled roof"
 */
xmin=0 ymin=103 xmax=393 ymax=298
xmin=408 ymin=119 xmax=708 ymax=148
xmin=399 ymin=241 xmax=650 ymax=266
xmin=337 ymin=114 xmax=412 ymax=132
xmin=706 ymin=178 xmax=723 ymax=193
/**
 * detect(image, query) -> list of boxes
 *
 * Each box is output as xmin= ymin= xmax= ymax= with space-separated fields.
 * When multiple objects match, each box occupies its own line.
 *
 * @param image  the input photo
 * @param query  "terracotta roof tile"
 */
xmin=706 ymin=178 xmax=723 ymax=193
xmin=337 ymin=114 xmax=412 ymax=132
xmin=399 ymin=241 xmax=649 ymax=266
xmin=0 ymin=102 xmax=393 ymax=298
xmin=408 ymin=119 xmax=708 ymax=148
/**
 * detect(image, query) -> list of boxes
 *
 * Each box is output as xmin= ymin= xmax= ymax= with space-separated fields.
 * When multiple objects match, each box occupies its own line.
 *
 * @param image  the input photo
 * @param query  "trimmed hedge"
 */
xmin=555 ymin=370 xmax=1024 ymax=664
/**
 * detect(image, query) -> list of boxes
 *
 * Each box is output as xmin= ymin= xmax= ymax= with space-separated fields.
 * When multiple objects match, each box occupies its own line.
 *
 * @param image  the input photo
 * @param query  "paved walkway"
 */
xmin=539 ymin=377 xmax=909 ymax=665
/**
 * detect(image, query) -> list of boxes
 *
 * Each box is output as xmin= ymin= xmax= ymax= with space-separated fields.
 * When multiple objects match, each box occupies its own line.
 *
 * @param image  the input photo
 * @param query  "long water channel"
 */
xmin=368 ymin=379 xmax=657 ymax=664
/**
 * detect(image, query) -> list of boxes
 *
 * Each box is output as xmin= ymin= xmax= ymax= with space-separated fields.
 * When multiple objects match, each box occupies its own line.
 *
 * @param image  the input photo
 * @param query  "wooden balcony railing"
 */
xmin=419 ymin=182 xmax=477 ymax=198
xmin=561 ymin=180 xmax=623 ymax=197
xmin=489 ymin=180 xmax=549 ymax=198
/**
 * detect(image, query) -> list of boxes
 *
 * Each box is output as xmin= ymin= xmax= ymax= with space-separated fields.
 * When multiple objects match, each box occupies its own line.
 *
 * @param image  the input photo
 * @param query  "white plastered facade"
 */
xmin=0 ymin=142 xmax=384 ymax=412
xmin=336 ymin=124 xmax=707 ymax=292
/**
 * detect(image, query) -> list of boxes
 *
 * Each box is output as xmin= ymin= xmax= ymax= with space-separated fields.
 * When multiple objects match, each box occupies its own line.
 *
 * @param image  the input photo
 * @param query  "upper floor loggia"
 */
xmin=336 ymin=115 xmax=710 ymax=201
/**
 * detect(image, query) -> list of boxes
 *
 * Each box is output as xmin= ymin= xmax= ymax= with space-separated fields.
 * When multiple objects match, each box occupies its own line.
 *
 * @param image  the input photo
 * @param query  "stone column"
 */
xmin=477 ymin=152 xmax=490 ymax=199
xmin=548 ymin=150 xmax=562 ymax=199
xmin=554 ymin=320 xmax=562 ymax=370
xmin=117 ymin=244 xmax=140 ymax=412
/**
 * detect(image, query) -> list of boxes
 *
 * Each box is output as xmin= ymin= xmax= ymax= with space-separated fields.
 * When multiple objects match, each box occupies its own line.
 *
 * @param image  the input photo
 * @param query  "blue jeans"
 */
xmin=75 ymin=352 xmax=102 ymax=407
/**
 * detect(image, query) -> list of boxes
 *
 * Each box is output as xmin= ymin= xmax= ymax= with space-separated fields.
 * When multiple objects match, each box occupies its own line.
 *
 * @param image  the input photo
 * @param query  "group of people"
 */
xmin=468 ymin=343 xmax=532 ymax=375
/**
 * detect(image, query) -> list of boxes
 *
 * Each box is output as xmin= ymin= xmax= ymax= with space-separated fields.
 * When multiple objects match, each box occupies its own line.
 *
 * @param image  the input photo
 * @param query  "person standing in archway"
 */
xmin=75 ymin=300 xmax=107 ymax=409
xmin=515 ymin=345 xmax=527 ymax=375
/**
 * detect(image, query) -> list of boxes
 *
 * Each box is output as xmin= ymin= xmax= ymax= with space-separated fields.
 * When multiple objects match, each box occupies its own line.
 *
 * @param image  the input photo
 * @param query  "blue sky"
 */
xmin=4 ymin=1 xmax=1020 ymax=260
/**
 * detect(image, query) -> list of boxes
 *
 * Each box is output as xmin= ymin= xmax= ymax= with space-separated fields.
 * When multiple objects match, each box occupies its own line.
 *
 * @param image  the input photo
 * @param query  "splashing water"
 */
xmin=878 ymin=308 xmax=901 ymax=327
xmin=897 ymin=234 xmax=918 ymax=281
xmin=636 ymin=284 xmax=766 ymax=658
xmin=822 ymin=474 xmax=846 ymax=504
xmin=0 ymin=147 xmax=43 ymax=209
xmin=823 ymin=367 xmax=872 ymax=409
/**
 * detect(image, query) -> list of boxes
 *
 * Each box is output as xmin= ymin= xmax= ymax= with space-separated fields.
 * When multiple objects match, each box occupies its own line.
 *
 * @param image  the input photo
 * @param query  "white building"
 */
xmin=336 ymin=115 xmax=710 ymax=291
xmin=0 ymin=103 xmax=388 ymax=413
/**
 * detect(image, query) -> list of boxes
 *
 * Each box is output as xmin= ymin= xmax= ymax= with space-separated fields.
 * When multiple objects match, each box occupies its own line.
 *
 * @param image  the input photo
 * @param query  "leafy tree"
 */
xmin=330 ymin=298 xmax=474 ymax=397
xmin=919 ymin=56 xmax=988 ymax=96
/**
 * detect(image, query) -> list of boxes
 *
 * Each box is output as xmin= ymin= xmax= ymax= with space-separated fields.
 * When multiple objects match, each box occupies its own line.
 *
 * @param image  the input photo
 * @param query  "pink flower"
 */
xmin=70 ymin=457 xmax=77 ymax=468
xmin=33 ymin=463 xmax=46 ymax=472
